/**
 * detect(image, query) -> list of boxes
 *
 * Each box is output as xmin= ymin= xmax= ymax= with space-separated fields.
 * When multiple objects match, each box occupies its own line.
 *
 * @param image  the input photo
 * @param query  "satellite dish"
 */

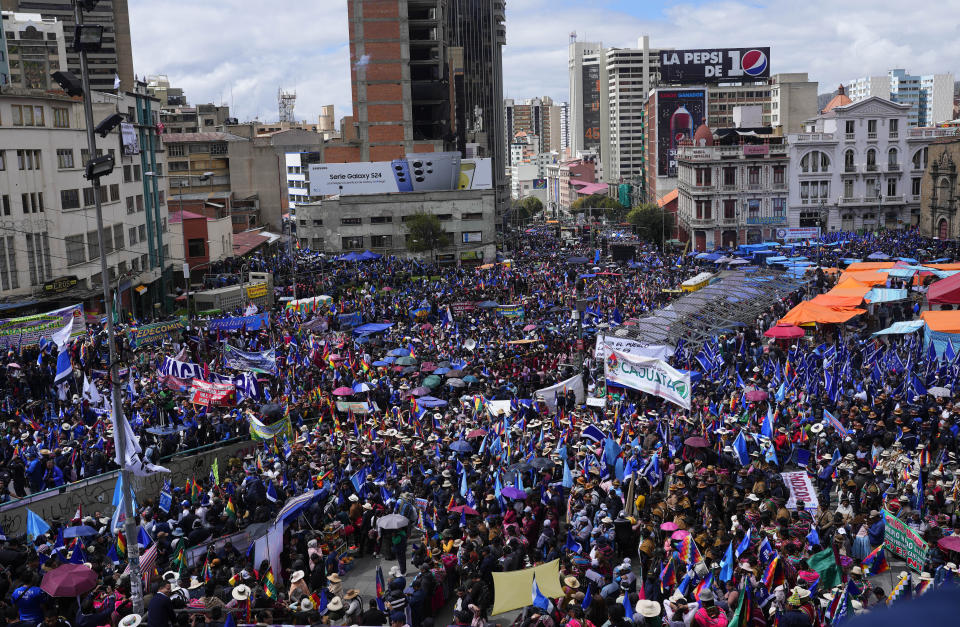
xmin=464 ymin=339 xmax=477 ymax=352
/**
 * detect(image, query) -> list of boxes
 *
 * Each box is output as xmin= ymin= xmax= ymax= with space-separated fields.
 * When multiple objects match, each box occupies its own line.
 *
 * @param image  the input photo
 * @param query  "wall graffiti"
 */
xmin=0 ymin=439 xmax=254 ymax=537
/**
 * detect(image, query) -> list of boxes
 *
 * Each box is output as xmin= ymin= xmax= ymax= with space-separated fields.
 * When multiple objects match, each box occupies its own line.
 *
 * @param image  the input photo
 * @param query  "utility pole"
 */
xmin=73 ymin=0 xmax=142 ymax=612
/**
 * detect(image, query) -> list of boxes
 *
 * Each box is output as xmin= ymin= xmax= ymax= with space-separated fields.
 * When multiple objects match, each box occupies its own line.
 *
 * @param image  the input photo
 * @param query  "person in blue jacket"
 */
xmin=11 ymin=573 xmax=48 ymax=625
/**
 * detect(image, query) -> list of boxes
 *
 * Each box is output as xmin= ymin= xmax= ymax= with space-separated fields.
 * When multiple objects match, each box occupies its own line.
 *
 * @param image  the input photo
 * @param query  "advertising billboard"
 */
xmin=656 ymin=89 xmax=707 ymax=177
xmin=581 ymin=63 xmax=601 ymax=149
xmin=309 ymin=156 xmax=492 ymax=196
xmin=659 ymin=48 xmax=771 ymax=83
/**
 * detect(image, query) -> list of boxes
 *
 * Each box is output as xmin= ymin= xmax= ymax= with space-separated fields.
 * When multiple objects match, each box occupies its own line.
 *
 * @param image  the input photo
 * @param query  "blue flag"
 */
xmin=562 ymin=460 xmax=573 ymax=489
xmin=719 ymin=542 xmax=734 ymax=582
xmin=732 ymin=431 xmax=749 ymax=466
xmin=55 ymin=350 xmax=73 ymax=383
xmin=581 ymin=583 xmax=592 ymax=609
xmin=761 ymin=407 xmax=774 ymax=439
xmin=735 ymin=528 xmax=752 ymax=557
xmin=27 ymin=509 xmax=50 ymax=540
xmin=532 ymin=576 xmax=553 ymax=612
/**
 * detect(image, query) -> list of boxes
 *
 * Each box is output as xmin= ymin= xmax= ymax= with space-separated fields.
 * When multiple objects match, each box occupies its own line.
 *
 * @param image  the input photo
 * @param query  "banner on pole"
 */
xmin=603 ymin=346 xmax=691 ymax=409
xmin=128 ymin=320 xmax=184 ymax=348
xmin=883 ymin=509 xmax=929 ymax=572
xmin=0 ymin=304 xmax=84 ymax=349
xmin=189 ymin=380 xmax=236 ymax=406
xmin=781 ymin=471 xmax=819 ymax=511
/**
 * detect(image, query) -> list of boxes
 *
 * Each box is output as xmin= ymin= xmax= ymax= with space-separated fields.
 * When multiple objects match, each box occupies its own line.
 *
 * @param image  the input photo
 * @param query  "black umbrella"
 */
xmin=530 ymin=457 xmax=554 ymax=470
xmin=508 ymin=461 xmax=534 ymax=473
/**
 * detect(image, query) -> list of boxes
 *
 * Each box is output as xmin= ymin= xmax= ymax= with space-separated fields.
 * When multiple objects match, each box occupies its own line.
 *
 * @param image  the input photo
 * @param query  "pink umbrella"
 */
xmin=328 ymin=354 xmax=343 ymax=361
xmin=421 ymin=323 xmax=433 ymax=330
xmin=420 ymin=362 xmax=436 ymax=372
xmin=764 ymin=323 xmax=805 ymax=339
xmin=938 ymin=535 xmax=960 ymax=552
xmin=744 ymin=389 xmax=768 ymax=402
xmin=41 ymin=563 xmax=97 ymax=597
xmin=671 ymin=530 xmax=690 ymax=540
xmin=660 ymin=522 xmax=679 ymax=531
xmin=332 ymin=386 xmax=354 ymax=396
xmin=522 ymin=324 xmax=538 ymax=331
xmin=465 ymin=428 xmax=487 ymax=438
xmin=448 ymin=505 xmax=479 ymax=515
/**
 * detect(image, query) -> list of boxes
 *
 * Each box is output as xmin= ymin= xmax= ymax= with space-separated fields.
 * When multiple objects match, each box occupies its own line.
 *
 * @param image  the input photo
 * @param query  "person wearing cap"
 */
xmin=691 ymin=589 xmax=725 ymax=627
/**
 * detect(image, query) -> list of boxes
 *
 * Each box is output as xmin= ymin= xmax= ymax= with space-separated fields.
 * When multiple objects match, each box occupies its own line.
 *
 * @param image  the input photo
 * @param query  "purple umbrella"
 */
xmin=410 ymin=386 xmax=430 ymax=396
xmin=501 ymin=486 xmax=527 ymax=500
xmin=41 ymin=564 xmax=97 ymax=597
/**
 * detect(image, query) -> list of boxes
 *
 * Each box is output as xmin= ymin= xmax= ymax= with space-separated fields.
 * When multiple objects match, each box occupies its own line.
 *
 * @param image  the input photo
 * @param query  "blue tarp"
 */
xmin=888 ymin=268 xmax=918 ymax=279
xmin=871 ymin=320 xmax=924 ymax=336
xmin=896 ymin=257 xmax=918 ymax=264
xmin=864 ymin=288 xmax=908 ymax=303
xmin=353 ymin=322 xmax=393 ymax=335
xmin=925 ymin=324 xmax=960 ymax=359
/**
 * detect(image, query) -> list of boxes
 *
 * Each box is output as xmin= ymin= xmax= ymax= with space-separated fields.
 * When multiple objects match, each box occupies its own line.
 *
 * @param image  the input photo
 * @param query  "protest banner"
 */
xmin=189 ymin=380 xmax=236 ymax=407
xmin=449 ymin=302 xmax=476 ymax=314
xmin=0 ymin=304 xmax=84 ymax=349
xmin=884 ymin=509 xmax=929 ymax=572
xmin=603 ymin=346 xmax=691 ymax=410
xmin=128 ymin=320 xmax=184 ymax=348
xmin=206 ymin=313 xmax=269 ymax=332
xmin=337 ymin=312 xmax=362 ymax=329
xmin=496 ymin=304 xmax=524 ymax=319
xmin=781 ymin=471 xmax=819 ymax=511
xmin=593 ymin=335 xmax=675 ymax=361
xmin=224 ymin=345 xmax=277 ymax=375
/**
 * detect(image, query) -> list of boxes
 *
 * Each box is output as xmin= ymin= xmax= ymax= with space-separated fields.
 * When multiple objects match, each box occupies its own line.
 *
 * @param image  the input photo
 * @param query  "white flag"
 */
xmin=114 ymin=73 xmax=121 ymax=90
xmin=111 ymin=410 xmax=169 ymax=477
xmin=52 ymin=316 xmax=74 ymax=351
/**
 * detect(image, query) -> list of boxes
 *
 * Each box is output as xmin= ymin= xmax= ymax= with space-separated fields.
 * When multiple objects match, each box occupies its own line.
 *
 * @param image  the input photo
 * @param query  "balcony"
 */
xmin=690 ymin=184 xmax=715 ymax=193
xmin=747 ymin=184 xmax=763 ymax=190
xmin=719 ymin=183 xmax=738 ymax=192
xmin=719 ymin=216 xmax=739 ymax=226
xmin=789 ymin=132 xmax=835 ymax=143
xmin=865 ymin=164 xmax=878 ymax=172
xmin=867 ymin=132 xmax=878 ymax=141
xmin=887 ymin=163 xmax=901 ymax=172
xmin=909 ymin=128 xmax=958 ymax=139
xmin=686 ymin=217 xmax=718 ymax=228
xmin=844 ymin=165 xmax=857 ymax=173
xmin=889 ymin=132 xmax=899 ymax=140
xmin=844 ymin=133 xmax=856 ymax=142
xmin=839 ymin=196 xmax=861 ymax=205
xmin=883 ymin=195 xmax=904 ymax=204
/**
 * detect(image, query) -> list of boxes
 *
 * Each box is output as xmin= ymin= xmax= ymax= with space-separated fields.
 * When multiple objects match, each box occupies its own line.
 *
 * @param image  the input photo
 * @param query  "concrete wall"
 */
xmin=0 ymin=439 xmax=255 ymax=538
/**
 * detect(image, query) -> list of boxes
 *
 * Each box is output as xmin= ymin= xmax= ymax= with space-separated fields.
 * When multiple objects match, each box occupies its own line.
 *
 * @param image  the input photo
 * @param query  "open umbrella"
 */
xmin=465 ymin=428 xmax=487 ymax=438
xmin=522 ymin=324 xmax=538 ymax=332
xmin=388 ymin=348 xmax=410 ymax=357
xmin=449 ymin=440 xmax=473 ymax=453
xmin=463 ymin=375 xmax=480 ymax=383
xmin=41 ymin=564 xmax=98 ymax=597
xmin=477 ymin=301 xmax=499 ymax=309
xmin=377 ymin=514 xmax=410 ymax=530
xmin=670 ymin=530 xmax=690 ymax=540
xmin=938 ymin=535 xmax=960 ymax=552
xmin=422 ymin=375 xmax=442 ymax=388
xmin=764 ymin=323 xmax=805 ymax=339
xmin=529 ymin=457 xmax=554 ymax=470
xmin=420 ymin=362 xmax=436 ymax=372
xmin=684 ymin=436 xmax=709 ymax=448
xmin=401 ymin=366 xmax=418 ymax=375
xmin=660 ymin=522 xmax=679 ymax=532
xmin=396 ymin=356 xmax=417 ymax=366
xmin=448 ymin=505 xmax=479 ymax=515
xmin=744 ymin=389 xmax=768 ymax=402
xmin=417 ymin=396 xmax=448 ymax=408
xmin=410 ymin=386 xmax=430 ymax=396
xmin=63 ymin=525 xmax=98 ymax=538
xmin=332 ymin=386 xmax=354 ymax=396
xmin=501 ymin=487 xmax=527 ymax=499
xmin=433 ymin=367 xmax=450 ymax=375
xmin=352 ymin=382 xmax=373 ymax=393
xmin=446 ymin=370 xmax=464 ymax=378
xmin=508 ymin=461 xmax=534 ymax=473
xmin=929 ymin=387 xmax=951 ymax=398
xmin=447 ymin=378 xmax=466 ymax=388
xmin=372 ymin=360 xmax=392 ymax=367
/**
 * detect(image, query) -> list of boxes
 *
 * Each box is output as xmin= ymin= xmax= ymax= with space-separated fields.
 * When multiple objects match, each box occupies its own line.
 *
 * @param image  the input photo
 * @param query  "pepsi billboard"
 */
xmin=656 ymin=89 xmax=706 ymax=177
xmin=659 ymin=47 xmax=770 ymax=83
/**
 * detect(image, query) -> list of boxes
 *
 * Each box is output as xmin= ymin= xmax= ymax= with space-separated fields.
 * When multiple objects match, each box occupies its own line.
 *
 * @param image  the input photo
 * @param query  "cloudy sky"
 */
xmin=130 ymin=0 xmax=958 ymax=124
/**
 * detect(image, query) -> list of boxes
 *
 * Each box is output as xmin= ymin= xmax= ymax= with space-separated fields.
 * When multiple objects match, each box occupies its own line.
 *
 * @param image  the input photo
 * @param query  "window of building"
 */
xmin=867 ymin=119 xmax=877 ymax=136
xmin=370 ymin=235 xmax=392 ymax=248
xmin=845 ymin=120 xmax=854 ymax=135
xmin=138 ymin=225 xmax=146 ymax=242
xmin=800 ymin=151 xmax=830 ymax=173
xmin=136 ymin=195 xmax=144 ymax=212
xmin=843 ymin=179 xmax=854 ymax=199
xmin=772 ymin=165 xmax=785 ymax=184
xmin=0 ymin=196 xmax=9 ymax=216
xmin=312 ymin=219 xmax=323 ymax=226
xmin=723 ymin=199 xmax=736 ymax=220
xmin=369 ymin=216 xmax=393 ymax=224
xmin=748 ymin=167 xmax=761 ymax=186
xmin=83 ymin=187 xmax=96 ymax=207
xmin=772 ymin=198 xmax=786 ymax=217
xmin=695 ymin=200 xmax=711 ymax=220
xmin=312 ymin=238 xmax=324 ymax=250
xmin=435 ymin=214 xmax=453 ymax=221
xmin=125 ymin=196 xmax=134 ymax=214
xmin=887 ymin=178 xmax=897 ymax=196
xmin=342 ymin=235 xmax=363 ymax=250
xmin=55 ymin=148 xmax=74 ymax=170
xmin=723 ymin=167 xmax=736 ymax=186
xmin=0 ymin=236 xmax=18 ymax=290
xmin=0 ymin=151 xmax=4 ymax=171
xmin=128 ymin=226 xmax=137 ymax=246
xmin=865 ymin=178 xmax=879 ymax=199
xmin=912 ymin=148 xmax=928 ymax=171
xmin=87 ymin=229 xmax=100 ymax=260
xmin=102 ymin=225 xmax=114 ymax=254
xmin=462 ymin=212 xmax=484 ymax=220
xmin=912 ymin=177 xmax=921 ymax=196
xmin=16 ymin=149 xmax=40 ymax=170
xmin=695 ymin=168 xmax=712 ymax=186
xmin=52 ymin=107 xmax=69 ymax=128
xmin=844 ymin=149 xmax=855 ymax=171
xmin=113 ymin=224 xmax=124 ymax=250
xmin=66 ymin=234 xmax=85 ymax=266
xmin=799 ymin=212 xmax=822 ymax=227
xmin=133 ymin=165 xmax=141 ymax=181
xmin=800 ymin=180 xmax=830 ymax=202
xmin=60 ymin=189 xmax=79 ymax=210
xmin=187 ymin=238 xmax=206 ymax=257
xmin=889 ymin=119 xmax=899 ymax=137
xmin=462 ymin=231 xmax=483 ymax=243
xmin=168 ymin=144 xmax=185 ymax=157
xmin=341 ymin=217 xmax=362 ymax=225
xmin=109 ymin=184 xmax=119 ymax=202
xmin=887 ymin=147 xmax=898 ymax=168
xmin=866 ymin=148 xmax=877 ymax=171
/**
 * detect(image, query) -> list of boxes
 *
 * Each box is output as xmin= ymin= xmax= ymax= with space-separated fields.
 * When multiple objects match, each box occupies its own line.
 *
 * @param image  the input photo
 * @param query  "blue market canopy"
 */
xmin=275 ymin=489 xmax=327 ymax=526
xmin=871 ymin=320 xmax=924 ymax=336
xmin=864 ymin=288 xmax=908 ymax=304
xmin=353 ymin=322 xmax=393 ymax=335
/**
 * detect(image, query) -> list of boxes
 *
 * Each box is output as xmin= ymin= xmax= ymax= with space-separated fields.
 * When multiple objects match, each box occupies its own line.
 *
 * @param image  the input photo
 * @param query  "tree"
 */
xmin=517 ymin=196 xmax=543 ymax=221
xmin=570 ymin=193 xmax=625 ymax=220
xmin=404 ymin=211 xmax=449 ymax=260
xmin=626 ymin=203 xmax=668 ymax=249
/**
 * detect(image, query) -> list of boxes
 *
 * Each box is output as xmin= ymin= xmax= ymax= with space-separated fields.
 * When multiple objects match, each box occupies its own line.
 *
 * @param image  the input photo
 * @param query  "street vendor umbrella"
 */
xmin=447 ymin=378 xmax=466 ymax=388
xmin=449 ymin=440 xmax=473 ymax=453
xmin=684 ymin=436 xmax=709 ymax=448
xmin=410 ymin=386 xmax=431 ymax=396
xmin=938 ymin=536 xmax=960 ymax=552
xmin=744 ymin=389 xmax=768 ymax=402
xmin=377 ymin=514 xmax=410 ymax=530
xmin=41 ymin=564 xmax=97 ymax=597
xmin=764 ymin=323 xmax=805 ymax=339
xmin=63 ymin=525 xmax=98 ymax=538
xmin=332 ymin=386 xmax=354 ymax=396
xmin=660 ymin=522 xmax=679 ymax=532
xmin=423 ymin=375 xmax=442 ymax=388
xmin=929 ymin=386 xmax=952 ymax=398
xmin=396 ymin=356 xmax=417 ymax=365
xmin=465 ymin=428 xmax=487 ymax=438
xmin=448 ymin=505 xmax=479 ymax=515
xmin=501 ymin=486 xmax=527 ymax=499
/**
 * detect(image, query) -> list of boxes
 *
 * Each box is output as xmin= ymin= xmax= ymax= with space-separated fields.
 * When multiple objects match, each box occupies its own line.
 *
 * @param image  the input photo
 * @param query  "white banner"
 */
xmin=781 ymin=471 xmax=819 ymax=511
xmin=593 ymin=335 xmax=676 ymax=361
xmin=603 ymin=347 xmax=691 ymax=410
xmin=535 ymin=372 xmax=585 ymax=412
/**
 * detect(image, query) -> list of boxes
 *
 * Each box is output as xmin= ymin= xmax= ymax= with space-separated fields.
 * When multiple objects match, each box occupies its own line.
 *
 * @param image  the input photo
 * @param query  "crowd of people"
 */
xmin=0 ymin=227 xmax=958 ymax=627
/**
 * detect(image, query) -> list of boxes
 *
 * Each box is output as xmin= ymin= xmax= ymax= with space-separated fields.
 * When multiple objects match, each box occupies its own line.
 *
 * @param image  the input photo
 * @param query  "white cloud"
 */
xmin=130 ymin=0 xmax=959 ymax=123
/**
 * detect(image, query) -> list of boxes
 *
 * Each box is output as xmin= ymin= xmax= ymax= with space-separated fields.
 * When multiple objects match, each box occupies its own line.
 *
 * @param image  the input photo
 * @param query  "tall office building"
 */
xmin=347 ymin=0 xmax=507 ymax=211
xmin=0 ymin=11 xmax=67 ymax=90
xmin=568 ymin=39 xmax=604 ymax=155
xmin=606 ymin=36 xmax=661 ymax=183
xmin=504 ymin=96 xmax=561 ymax=162
xmin=847 ymin=68 xmax=954 ymax=127
xmin=0 ymin=0 xmax=134 ymax=93
xmin=558 ymin=101 xmax=569 ymax=151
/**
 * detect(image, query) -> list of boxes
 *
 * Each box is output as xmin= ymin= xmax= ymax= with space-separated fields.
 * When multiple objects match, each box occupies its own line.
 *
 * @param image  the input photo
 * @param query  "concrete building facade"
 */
xmin=0 ymin=90 xmax=171 ymax=314
xmin=0 ymin=0 xmax=134 ymax=93
xmin=605 ymin=36 xmax=660 ymax=184
xmin=919 ymin=137 xmax=960 ymax=239
xmin=786 ymin=96 xmax=954 ymax=234
xmin=568 ymin=40 xmax=604 ymax=156
xmin=769 ymin=73 xmax=818 ymax=134
xmin=0 ymin=11 xmax=67 ymax=91
xmin=504 ymin=96 xmax=561 ymax=162
xmin=295 ymin=189 xmax=496 ymax=264
xmin=847 ymin=69 xmax=955 ymax=127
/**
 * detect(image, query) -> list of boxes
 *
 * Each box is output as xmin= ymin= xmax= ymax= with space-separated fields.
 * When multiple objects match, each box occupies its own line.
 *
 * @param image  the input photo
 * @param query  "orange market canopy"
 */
xmin=779 ymin=300 xmax=865 ymax=325
xmin=920 ymin=310 xmax=960 ymax=334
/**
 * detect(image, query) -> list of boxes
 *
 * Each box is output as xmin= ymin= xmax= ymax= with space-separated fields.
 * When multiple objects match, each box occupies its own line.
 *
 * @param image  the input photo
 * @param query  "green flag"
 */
xmin=808 ymin=547 xmax=841 ymax=589
xmin=727 ymin=581 xmax=747 ymax=627
xmin=211 ymin=457 xmax=220 ymax=486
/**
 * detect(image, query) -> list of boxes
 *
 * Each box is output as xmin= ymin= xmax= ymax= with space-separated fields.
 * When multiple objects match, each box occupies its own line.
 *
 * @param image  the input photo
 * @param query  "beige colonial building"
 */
xmin=920 ymin=137 xmax=960 ymax=239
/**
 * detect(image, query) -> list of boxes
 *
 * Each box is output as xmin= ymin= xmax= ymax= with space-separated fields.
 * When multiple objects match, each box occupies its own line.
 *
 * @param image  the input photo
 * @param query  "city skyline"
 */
xmin=129 ymin=0 xmax=959 ymax=124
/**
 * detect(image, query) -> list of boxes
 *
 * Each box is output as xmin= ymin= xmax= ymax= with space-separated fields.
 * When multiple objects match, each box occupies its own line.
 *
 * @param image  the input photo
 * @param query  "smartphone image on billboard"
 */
xmin=391 ymin=159 xmax=414 ymax=192
xmin=406 ymin=152 xmax=462 ymax=191
xmin=458 ymin=162 xmax=476 ymax=190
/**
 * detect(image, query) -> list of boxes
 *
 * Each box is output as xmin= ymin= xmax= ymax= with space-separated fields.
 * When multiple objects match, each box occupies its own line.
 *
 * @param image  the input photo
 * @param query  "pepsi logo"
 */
xmin=741 ymin=49 xmax=767 ymax=77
